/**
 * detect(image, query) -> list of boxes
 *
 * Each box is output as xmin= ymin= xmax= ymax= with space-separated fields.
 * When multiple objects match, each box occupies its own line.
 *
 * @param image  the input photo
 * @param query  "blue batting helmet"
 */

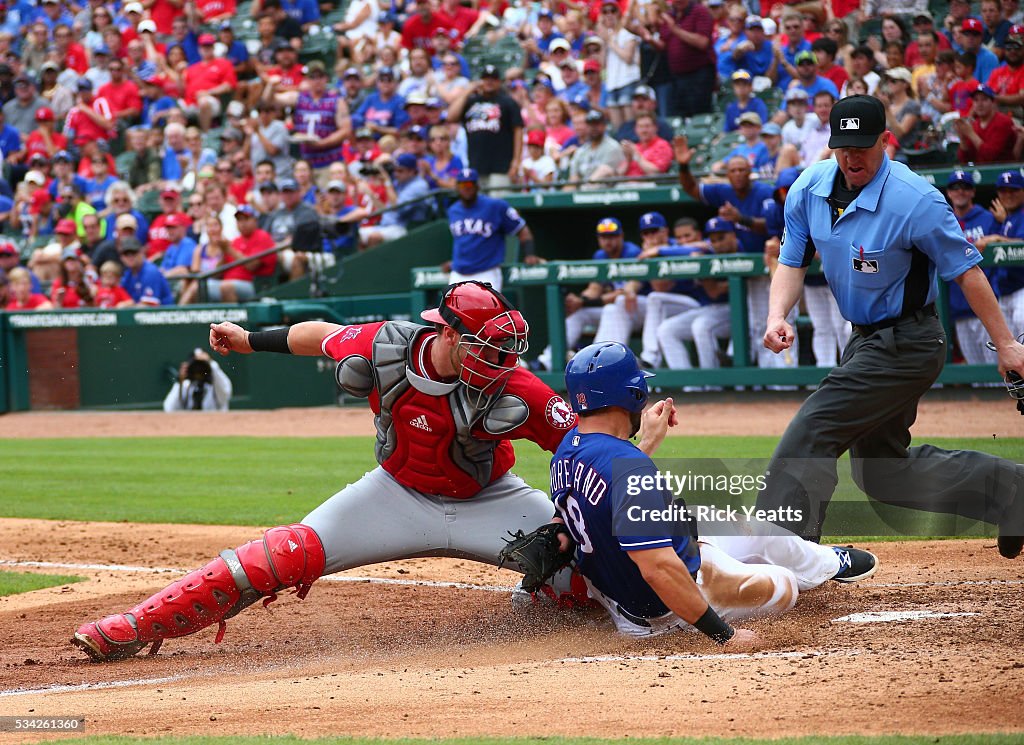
xmin=565 ymin=342 xmax=653 ymax=414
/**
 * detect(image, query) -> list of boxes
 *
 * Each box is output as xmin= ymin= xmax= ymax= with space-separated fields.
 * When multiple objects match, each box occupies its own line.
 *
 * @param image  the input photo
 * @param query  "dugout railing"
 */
xmin=410 ymin=246 xmax=1024 ymax=390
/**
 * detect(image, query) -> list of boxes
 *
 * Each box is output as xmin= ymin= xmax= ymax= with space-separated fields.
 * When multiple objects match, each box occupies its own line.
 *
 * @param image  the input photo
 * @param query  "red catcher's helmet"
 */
xmin=421 ymin=281 xmax=529 ymax=404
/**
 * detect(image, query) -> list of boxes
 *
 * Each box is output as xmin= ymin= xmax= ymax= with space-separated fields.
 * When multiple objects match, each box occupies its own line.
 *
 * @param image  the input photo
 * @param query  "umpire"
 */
xmin=757 ymin=95 xmax=1024 ymax=558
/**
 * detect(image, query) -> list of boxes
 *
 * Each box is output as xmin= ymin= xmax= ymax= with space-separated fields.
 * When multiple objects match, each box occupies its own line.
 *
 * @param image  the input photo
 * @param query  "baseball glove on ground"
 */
xmin=498 ymin=522 xmax=576 ymax=592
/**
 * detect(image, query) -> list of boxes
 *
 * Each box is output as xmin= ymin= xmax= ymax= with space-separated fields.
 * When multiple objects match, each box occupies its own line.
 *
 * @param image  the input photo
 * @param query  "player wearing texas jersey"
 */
xmin=555 ymin=342 xmax=878 ymax=639
xmin=446 ymin=168 xmax=537 ymax=291
xmin=72 ymin=282 xmax=578 ymax=662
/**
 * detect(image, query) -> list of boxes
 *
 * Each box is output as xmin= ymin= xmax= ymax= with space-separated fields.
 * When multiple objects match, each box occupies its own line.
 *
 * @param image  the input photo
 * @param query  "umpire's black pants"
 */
xmin=756 ymin=312 xmax=1024 ymax=540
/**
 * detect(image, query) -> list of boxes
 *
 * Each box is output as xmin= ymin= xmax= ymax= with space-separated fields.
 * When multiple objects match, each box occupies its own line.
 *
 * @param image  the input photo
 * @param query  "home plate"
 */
xmin=833 ymin=610 xmax=980 ymax=624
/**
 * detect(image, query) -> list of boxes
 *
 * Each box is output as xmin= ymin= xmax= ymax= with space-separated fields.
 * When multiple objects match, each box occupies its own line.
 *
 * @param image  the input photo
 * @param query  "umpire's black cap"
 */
xmin=828 ymin=95 xmax=885 ymax=149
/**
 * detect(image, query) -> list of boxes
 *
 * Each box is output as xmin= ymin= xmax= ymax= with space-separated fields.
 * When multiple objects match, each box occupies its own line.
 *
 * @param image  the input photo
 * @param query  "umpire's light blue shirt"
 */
xmin=780 ymin=155 xmax=982 ymax=326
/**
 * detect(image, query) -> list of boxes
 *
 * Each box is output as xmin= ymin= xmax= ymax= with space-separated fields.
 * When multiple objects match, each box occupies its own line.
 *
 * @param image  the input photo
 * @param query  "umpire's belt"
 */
xmin=852 ymin=303 xmax=937 ymax=337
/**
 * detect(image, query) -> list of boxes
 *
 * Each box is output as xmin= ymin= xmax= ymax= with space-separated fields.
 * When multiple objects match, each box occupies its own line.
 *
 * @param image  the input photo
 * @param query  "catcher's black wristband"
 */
xmin=693 ymin=606 xmax=734 ymax=645
xmin=248 ymin=328 xmax=292 ymax=354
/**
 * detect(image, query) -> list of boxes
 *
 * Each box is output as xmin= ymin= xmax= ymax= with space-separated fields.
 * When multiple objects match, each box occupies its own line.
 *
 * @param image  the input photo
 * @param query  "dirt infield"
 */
xmin=1 ymin=402 xmax=1023 ymax=742
xmin=2 ymin=521 xmax=1024 ymax=742
xmin=2 ymin=392 xmax=1022 ymax=439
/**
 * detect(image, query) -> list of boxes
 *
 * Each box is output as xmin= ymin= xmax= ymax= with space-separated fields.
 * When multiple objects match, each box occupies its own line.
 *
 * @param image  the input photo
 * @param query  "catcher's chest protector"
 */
xmin=336 ymin=321 xmax=527 ymax=497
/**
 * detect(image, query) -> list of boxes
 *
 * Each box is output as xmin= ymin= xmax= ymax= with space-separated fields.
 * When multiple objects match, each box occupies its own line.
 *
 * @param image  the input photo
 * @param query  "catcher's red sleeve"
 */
xmin=498 ymin=369 xmax=577 ymax=453
xmin=320 ymin=322 xmax=386 ymax=361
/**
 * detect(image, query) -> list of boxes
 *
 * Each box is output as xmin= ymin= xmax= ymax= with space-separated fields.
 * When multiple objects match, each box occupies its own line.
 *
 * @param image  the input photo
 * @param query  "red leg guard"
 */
xmin=72 ymin=524 xmax=326 ymax=661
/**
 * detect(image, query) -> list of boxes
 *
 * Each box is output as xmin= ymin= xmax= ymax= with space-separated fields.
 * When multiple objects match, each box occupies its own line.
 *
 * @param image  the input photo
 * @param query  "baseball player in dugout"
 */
xmin=537 ymin=342 xmax=878 ymax=642
xmin=72 ymin=281 xmax=582 ymax=662
xmin=756 ymin=95 xmax=1024 ymax=557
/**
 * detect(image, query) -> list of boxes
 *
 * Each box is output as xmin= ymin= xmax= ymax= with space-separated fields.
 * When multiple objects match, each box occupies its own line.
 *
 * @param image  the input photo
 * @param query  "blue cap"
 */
xmin=235 ymin=204 xmax=258 ymax=218
xmin=569 ymin=94 xmax=590 ymax=111
xmin=377 ymin=65 xmax=396 ymax=79
xmin=705 ymin=217 xmax=735 ymax=234
xmin=76 ymin=78 xmax=94 ymax=91
xmin=456 ymin=168 xmax=478 ymax=183
xmin=774 ymin=167 xmax=802 ymax=191
xmin=54 ymin=149 xmax=73 ymax=162
xmin=538 ymin=8 xmax=554 ymax=18
xmin=378 ymin=11 xmax=397 ymax=23
xmin=595 ymin=217 xmax=622 ymax=235
xmin=395 ymin=152 xmax=418 ymax=169
xmin=406 ymin=125 xmax=428 ymax=139
xmin=565 ymin=342 xmax=653 ymax=415
xmin=947 ymin=169 xmax=975 ymax=187
xmin=997 ymin=170 xmax=1024 ymax=189
xmin=92 ymin=44 xmax=110 ymax=56
xmin=639 ymin=211 xmax=667 ymax=231
xmin=278 ymin=177 xmax=299 ymax=191
xmin=973 ymin=83 xmax=997 ymax=98
xmin=761 ymin=122 xmax=782 ymax=136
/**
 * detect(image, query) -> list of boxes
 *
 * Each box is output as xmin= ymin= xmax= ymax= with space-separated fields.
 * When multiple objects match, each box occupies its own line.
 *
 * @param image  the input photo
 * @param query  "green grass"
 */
xmin=0 ymin=436 xmax=1020 ymax=538
xmin=0 ymin=570 xmax=85 ymax=596
xmin=46 ymin=734 xmax=1024 ymax=745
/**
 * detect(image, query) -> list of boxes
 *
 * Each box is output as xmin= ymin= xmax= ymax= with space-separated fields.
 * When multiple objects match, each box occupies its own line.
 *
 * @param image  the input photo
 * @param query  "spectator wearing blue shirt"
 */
xmin=723 ymin=70 xmax=769 ymax=132
xmin=789 ymin=50 xmax=839 ymax=101
xmin=119 ymin=237 xmax=174 ymax=305
xmin=555 ymin=56 xmax=588 ymax=102
xmin=159 ymin=214 xmax=198 ymax=280
xmin=351 ymin=67 xmax=408 ymax=136
xmin=981 ymin=0 xmax=1012 ymax=51
xmin=0 ymin=107 xmax=21 ymax=164
xmin=358 ymin=153 xmax=432 ymax=249
xmin=776 ymin=12 xmax=813 ymax=90
xmin=84 ymin=154 xmax=117 ymax=210
xmin=34 ymin=0 xmax=75 ymax=36
xmin=961 ymin=17 xmax=1001 ymax=83
xmin=757 ymin=95 xmax=1024 ymax=557
xmin=281 ymin=0 xmax=320 ymax=28
xmin=715 ymin=6 xmax=749 ymax=80
xmin=715 ymin=112 xmax=772 ymax=172
xmin=169 ymin=16 xmax=200 ymax=65
xmin=526 ymin=9 xmax=564 ymax=68
xmin=161 ymin=122 xmax=191 ymax=181
xmin=733 ymin=17 xmax=776 ymax=79
xmin=443 ymin=168 xmax=536 ymax=292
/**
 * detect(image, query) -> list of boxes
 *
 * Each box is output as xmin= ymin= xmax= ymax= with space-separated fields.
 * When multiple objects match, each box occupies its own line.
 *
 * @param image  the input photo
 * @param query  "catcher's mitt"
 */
xmin=498 ymin=522 xmax=576 ymax=592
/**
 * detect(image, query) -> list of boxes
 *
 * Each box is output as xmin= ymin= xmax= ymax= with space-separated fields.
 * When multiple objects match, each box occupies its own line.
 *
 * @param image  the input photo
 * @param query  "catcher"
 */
xmin=73 ymin=281 xmax=583 ymax=661
xmin=501 ymin=342 xmax=879 ymax=639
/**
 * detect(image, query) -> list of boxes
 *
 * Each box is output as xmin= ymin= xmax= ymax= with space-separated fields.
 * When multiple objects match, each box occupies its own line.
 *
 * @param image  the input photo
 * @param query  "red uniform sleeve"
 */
xmin=498 ymin=369 xmax=577 ymax=453
xmin=321 ymin=321 xmax=386 ymax=361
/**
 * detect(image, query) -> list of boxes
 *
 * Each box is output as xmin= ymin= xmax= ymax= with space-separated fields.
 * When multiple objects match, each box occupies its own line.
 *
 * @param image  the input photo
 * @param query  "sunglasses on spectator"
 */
xmin=217 ymin=167 xmax=232 ymax=173
xmin=785 ymin=23 xmax=801 ymax=30
xmin=432 ymin=135 xmax=450 ymax=141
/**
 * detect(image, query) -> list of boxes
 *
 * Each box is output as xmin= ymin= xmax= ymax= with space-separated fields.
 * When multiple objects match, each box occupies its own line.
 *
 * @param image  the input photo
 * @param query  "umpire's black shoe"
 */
xmin=830 ymin=546 xmax=879 ymax=583
xmin=998 ymin=473 xmax=1024 ymax=559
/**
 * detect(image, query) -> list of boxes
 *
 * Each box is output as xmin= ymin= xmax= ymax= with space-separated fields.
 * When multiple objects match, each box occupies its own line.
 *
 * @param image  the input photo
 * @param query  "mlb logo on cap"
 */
xmin=997 ymin=171 xmax=1024 ymax=189
xmin=840 ymin=118 xmax=860 ymax=130
xmin=596 ymin=217 xmax=622 ymax=234
xmin=639 ymin=212 xmax=667 ymax=231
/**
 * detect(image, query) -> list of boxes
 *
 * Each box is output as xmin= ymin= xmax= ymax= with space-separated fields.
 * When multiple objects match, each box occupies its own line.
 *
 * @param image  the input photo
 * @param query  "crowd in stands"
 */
xmin=0 ymin=0 xmax=1020 ymax=326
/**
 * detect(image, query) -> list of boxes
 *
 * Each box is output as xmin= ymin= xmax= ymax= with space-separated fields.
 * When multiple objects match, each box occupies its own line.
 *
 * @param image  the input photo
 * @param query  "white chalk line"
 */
xmin=3 ymin=558 xmax=1021 ymax=593
xmin=833 ymin=610 xmax=979 ymax=623
xmin=0 ymin=675 xmax=186 ymax=698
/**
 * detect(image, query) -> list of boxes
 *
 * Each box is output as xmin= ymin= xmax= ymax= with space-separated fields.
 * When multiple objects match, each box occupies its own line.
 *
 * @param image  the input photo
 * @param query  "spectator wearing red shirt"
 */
xmin=55 ymin=23 xmax=89 ymax=74
xmin=812 ymin=37 xmax=848 ymax=94
xmin=183 ymin=33 xmax=237 ymax=130
xmin=955 ymin=83 xmax=1018 ymax=163
xmin=905 ymin=13 xmax=952 ymax=68
xmin=147 ymin=187 xmax=188 ymax=260
xmin=437 ymin=0 xmax=479 ymax=38
xmin=263 ymin=41 xmax=305 ymax=104
xmin=97 ymin=58 xmax=142 ymax=126
xmin=195 ymin=0 xmax=237 ymax=24
xmin=658 ymin=0 xmax=715 ymax=117
xmin=51 ymin=243 xmax=95 ymax=308
xmin=402 ymin=3 xmax=447 ymax=53
xmin=6 ymin=267 xmax=53 ymax=310
xmin=64 ymin=79 xmax=115 ymax=147
xmin=209 ymin=205 xmax=276 ymax=303
xmin=24 ymin=108 xmax=67 ymax=162
xmin=150 ymin=0 xmax=184 ymax=35
xmin=618 ymin=113 xmax=672 ymax=177
xmin=988 ymin=24 xmax=1024 ymax=106
xmin=93 ymin=261 xmax=134 ymax=308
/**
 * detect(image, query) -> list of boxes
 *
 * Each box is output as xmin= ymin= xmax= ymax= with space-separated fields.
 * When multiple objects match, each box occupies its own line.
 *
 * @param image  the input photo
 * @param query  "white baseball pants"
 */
xmin=803 ymin=284 xmax=851 ymax=368
xmin=657 ymin=303 xmax=732 ymax=369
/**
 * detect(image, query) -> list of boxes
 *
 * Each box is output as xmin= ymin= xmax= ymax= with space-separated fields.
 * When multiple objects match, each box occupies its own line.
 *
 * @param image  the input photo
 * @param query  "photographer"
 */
xmin=163 ymin=349 xmax=233 ymax=412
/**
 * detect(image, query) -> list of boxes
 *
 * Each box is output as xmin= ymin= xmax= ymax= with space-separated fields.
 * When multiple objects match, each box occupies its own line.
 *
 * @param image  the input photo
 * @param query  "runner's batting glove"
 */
xmin=498 ymin=522 xmax=576 ymax=592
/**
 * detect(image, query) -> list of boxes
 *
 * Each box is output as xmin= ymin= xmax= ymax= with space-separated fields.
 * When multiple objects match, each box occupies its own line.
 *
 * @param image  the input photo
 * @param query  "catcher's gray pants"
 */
xmin=756 ymin=313 xmax=1024 ymax=540
xmin=302 ymin=467 xmax=556 ymax=575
